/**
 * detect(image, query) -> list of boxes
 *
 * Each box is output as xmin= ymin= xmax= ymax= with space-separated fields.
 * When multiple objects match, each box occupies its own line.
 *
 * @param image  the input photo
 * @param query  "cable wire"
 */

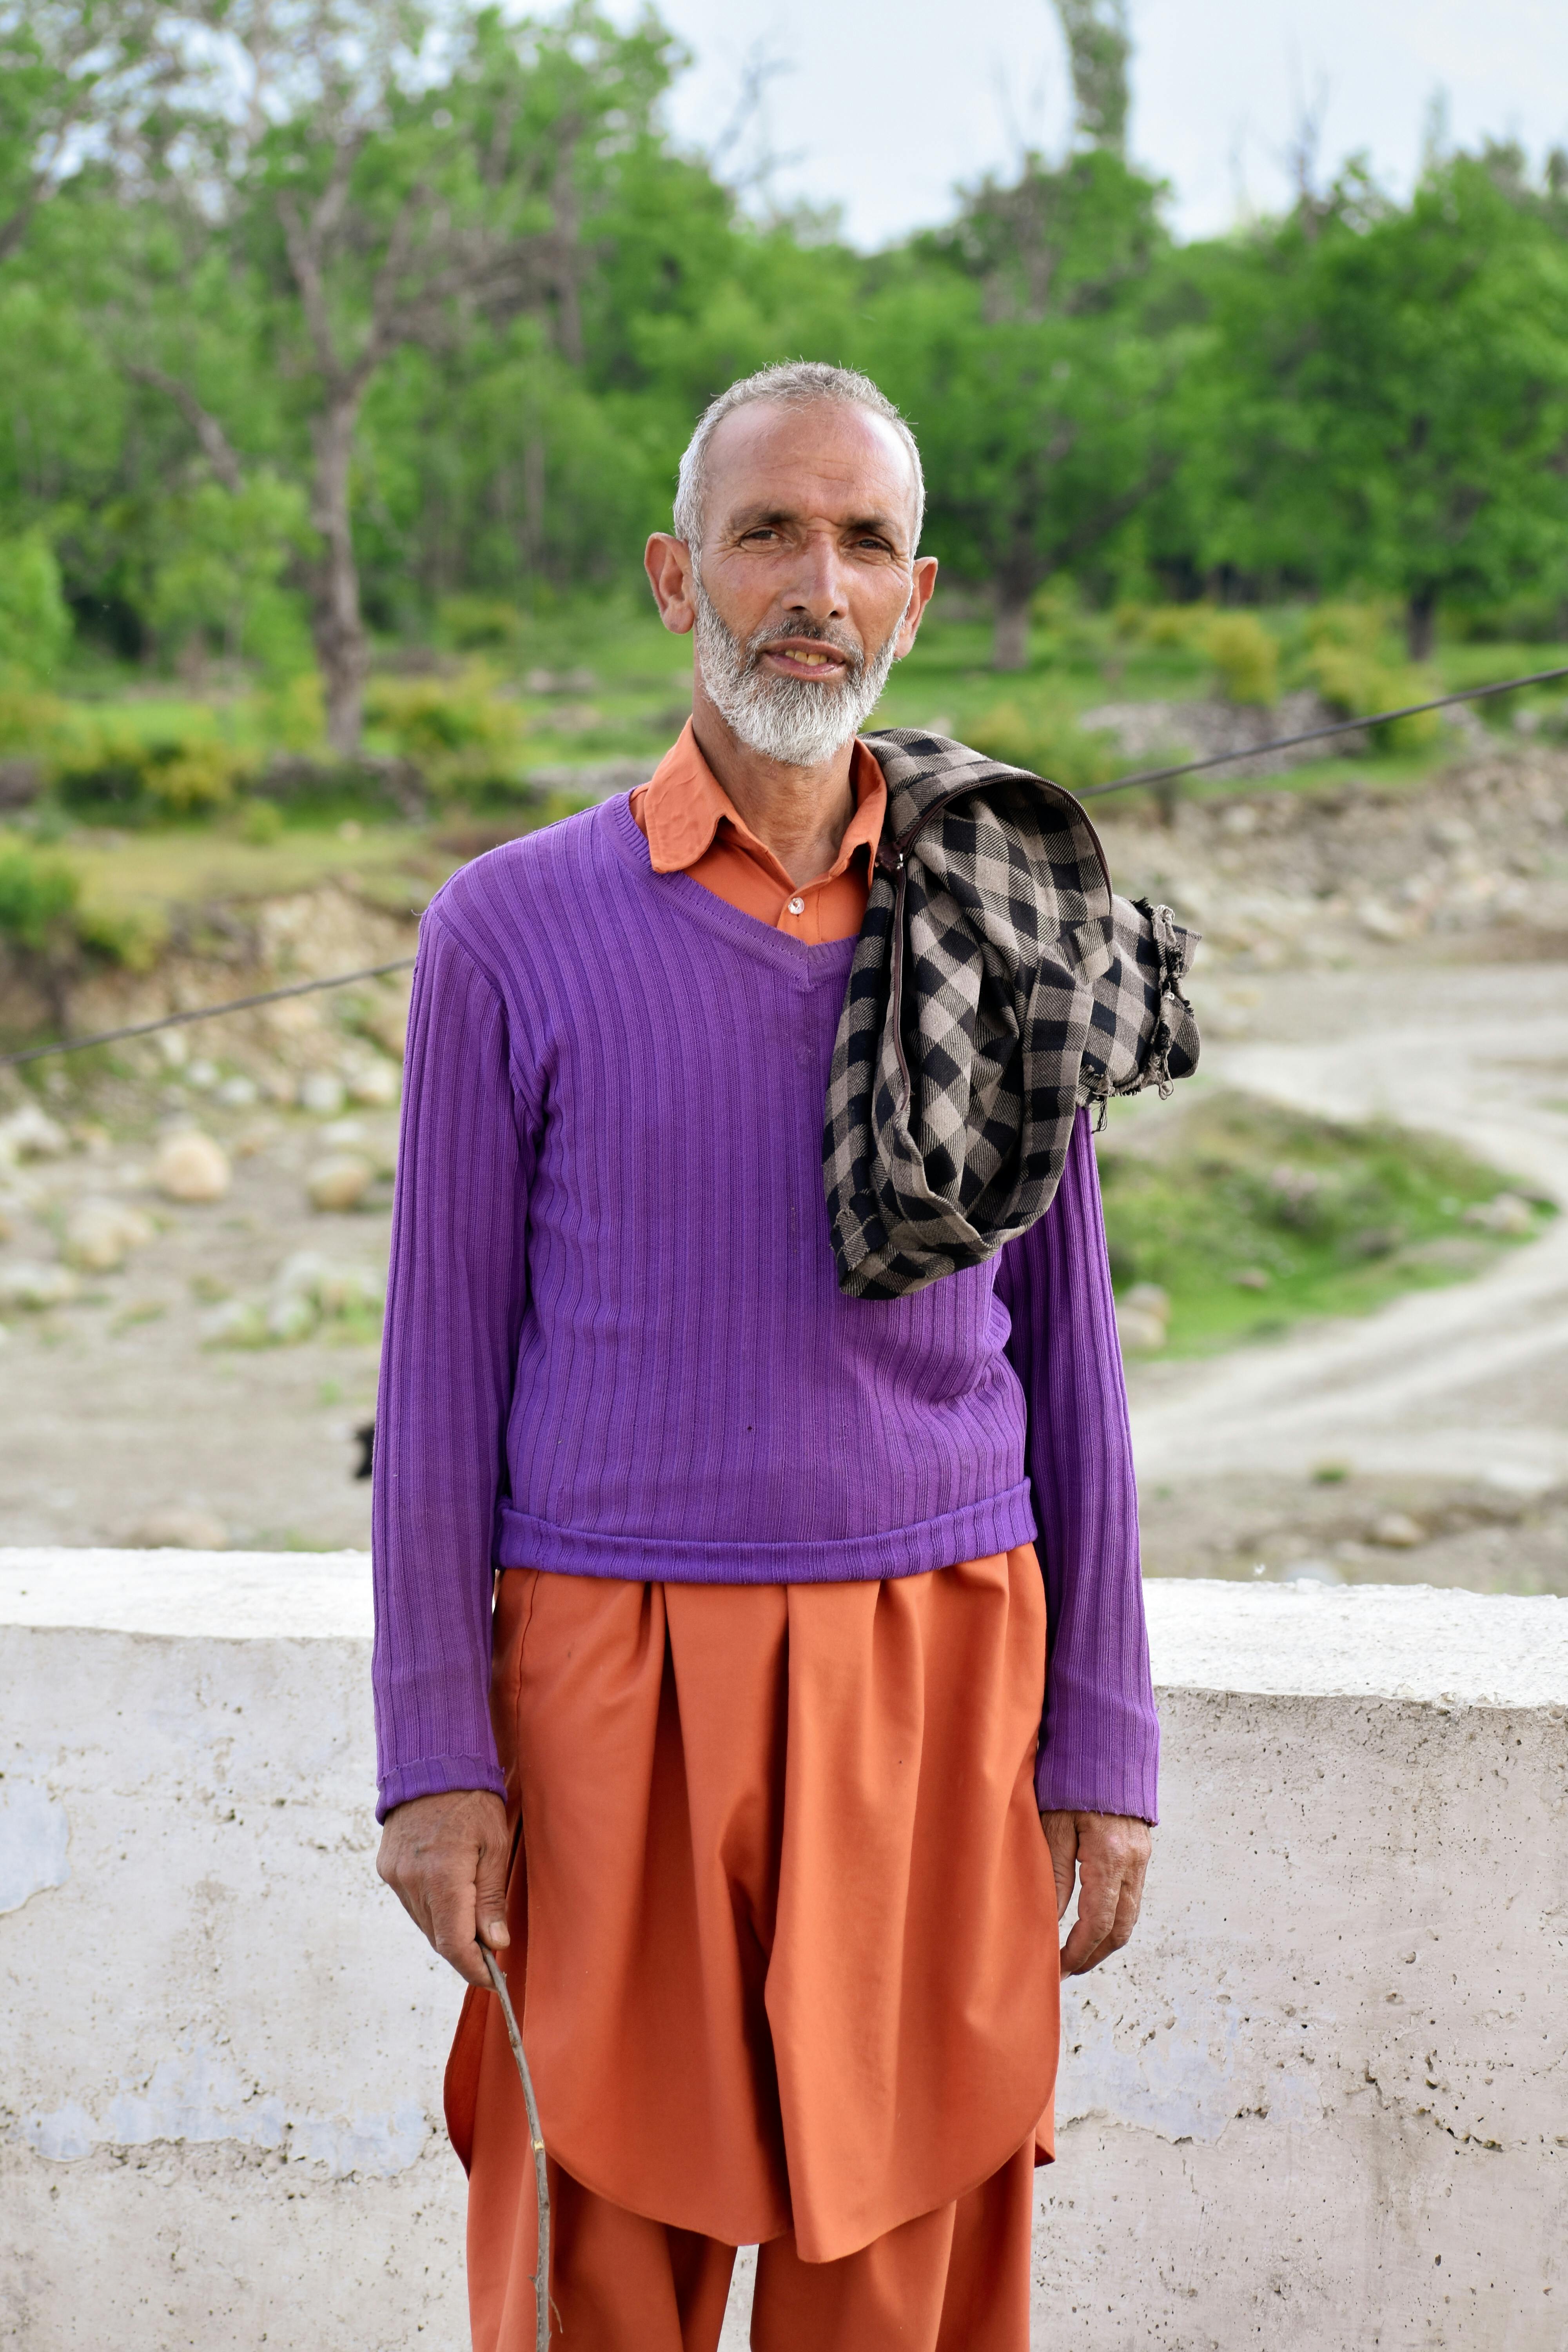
xmin=3 ymin=658 xmax=1565 ymax=1069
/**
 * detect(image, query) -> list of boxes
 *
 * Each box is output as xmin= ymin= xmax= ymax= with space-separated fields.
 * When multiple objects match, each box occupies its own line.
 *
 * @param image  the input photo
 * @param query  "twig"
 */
xmin=481 ymin=1942 xmax=552 ymax=2352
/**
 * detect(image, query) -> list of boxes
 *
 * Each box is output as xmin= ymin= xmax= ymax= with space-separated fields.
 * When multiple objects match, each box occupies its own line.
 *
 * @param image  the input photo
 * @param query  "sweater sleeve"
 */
xmin=371 ymin=911 xmax=536 ymax=1821
xmin=994 ymin=1107 xmax=1159 ymax=1823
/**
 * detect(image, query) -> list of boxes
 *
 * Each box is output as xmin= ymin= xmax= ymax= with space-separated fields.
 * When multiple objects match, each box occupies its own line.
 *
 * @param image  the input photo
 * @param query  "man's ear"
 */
xmin=894 ymin=556 xmax=940 ymax=658
xmin=645 ymin=534 xmax=697 ymax=635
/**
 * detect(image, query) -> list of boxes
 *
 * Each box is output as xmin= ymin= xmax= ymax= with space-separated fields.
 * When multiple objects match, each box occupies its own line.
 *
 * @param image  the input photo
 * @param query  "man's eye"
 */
xmin=742 ymin=528 xmax=780 ymax=544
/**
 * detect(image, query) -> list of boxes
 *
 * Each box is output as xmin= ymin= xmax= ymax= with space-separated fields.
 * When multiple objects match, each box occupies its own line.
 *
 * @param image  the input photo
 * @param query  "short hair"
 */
xmin=673 ymin=361 xmax=926 ymax=554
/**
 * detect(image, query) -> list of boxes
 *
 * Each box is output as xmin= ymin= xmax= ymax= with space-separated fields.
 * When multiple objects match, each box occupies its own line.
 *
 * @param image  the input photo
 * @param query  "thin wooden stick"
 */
xmin=481 ymin=1944 xmax=552 ymax=2352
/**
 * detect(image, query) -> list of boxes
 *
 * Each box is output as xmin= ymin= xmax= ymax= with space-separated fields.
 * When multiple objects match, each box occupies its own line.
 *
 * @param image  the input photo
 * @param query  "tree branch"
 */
xmin=122 ymin=361 xmax=246 ymax=494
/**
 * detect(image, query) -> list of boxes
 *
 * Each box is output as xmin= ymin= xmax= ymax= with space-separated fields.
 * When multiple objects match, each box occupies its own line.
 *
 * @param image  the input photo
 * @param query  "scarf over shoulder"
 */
xmin=825 ymin=728 xmax=1201 ymax=1300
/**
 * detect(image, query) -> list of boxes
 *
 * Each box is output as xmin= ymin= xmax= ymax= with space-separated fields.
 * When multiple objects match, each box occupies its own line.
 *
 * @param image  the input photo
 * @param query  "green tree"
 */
xmin=871 ymin=154 xmax=1180 ymax=668
xmin=1198 ymin=156 xmax=1568 ymax=655
xmin=122 ymin=1 xmax=682 ymax=750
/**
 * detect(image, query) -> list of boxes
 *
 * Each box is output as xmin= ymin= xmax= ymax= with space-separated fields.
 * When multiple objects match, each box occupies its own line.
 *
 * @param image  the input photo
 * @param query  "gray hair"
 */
xmin=673 ymin=361 xmax=926 ymax=555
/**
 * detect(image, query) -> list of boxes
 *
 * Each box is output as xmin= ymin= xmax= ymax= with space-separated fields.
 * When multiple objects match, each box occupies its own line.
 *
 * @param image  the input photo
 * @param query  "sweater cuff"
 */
xmin=376 ymin=1752 xmax=507 ymax=1825
xmin=1034 ymin=1725 xmax=1159 ymax=1825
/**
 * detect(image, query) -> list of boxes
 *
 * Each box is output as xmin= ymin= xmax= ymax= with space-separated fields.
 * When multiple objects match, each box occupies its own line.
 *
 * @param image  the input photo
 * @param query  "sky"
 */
xmin=601 ymin=0 xmax=1568 ymax=247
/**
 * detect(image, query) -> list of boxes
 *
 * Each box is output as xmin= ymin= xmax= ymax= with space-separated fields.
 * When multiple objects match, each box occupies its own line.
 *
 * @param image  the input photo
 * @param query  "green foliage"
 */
xmin=1101 ymin=1092 xmax=1551 ymax=1354
xmin=0 ymin=530 xmax=73 ymax=682
xmin=1302 ymin=644 xmax=1441 ymax=753
xmin=967 ymin=700 xmax=1121 ymax=789
xmin=363 ymin=667 xmax=527 ymax=798
xmin=1204 ymin=613 xmax=1279 ymax=705
xmin=149 ymin=475 xmax=313 ymax=678
xmin=0 ymin=833 xmax=78 ymax=947
xmin=52 ymin=720 xmax=257 ymax=817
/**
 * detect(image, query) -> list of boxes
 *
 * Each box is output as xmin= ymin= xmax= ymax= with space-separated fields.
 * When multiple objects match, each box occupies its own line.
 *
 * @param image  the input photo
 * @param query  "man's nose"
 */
xmin=780 ymin=531 xmax=851 ymax=620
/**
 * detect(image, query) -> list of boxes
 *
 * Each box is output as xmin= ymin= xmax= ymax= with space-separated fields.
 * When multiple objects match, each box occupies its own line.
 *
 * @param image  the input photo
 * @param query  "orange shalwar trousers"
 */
xmin=447 ymin=1550 xmax=1060 ymax=2352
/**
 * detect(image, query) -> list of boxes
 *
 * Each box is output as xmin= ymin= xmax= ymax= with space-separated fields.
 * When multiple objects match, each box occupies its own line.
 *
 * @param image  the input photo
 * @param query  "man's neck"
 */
xmin=689 ymin=681 xmax=857 ymax=888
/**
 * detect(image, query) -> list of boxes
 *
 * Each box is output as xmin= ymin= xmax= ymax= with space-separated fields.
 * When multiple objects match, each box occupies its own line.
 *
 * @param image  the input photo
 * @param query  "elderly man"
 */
xmin=375 ymin=360 xmax=1192 ymax=2351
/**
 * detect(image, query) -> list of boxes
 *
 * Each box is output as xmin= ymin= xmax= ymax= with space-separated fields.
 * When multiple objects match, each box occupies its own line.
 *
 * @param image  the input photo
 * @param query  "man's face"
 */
xmin=646 ymin=400 xmax=938 ymax=767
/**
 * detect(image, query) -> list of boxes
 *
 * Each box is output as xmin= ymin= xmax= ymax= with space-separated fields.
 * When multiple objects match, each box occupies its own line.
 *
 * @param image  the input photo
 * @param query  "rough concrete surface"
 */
xmin=3 ymin=1555 xmax=1565 ymax=2350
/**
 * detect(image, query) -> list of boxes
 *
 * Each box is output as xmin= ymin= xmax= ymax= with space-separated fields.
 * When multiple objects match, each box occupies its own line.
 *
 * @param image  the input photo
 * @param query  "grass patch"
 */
xmin=1100 ymin=1091 xmax=1554 ymax=1355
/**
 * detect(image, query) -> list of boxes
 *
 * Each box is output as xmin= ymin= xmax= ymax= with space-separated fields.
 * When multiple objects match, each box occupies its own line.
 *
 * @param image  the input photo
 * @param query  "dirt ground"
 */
xmin=3 ymin=745 xmax=1567 ymax=1587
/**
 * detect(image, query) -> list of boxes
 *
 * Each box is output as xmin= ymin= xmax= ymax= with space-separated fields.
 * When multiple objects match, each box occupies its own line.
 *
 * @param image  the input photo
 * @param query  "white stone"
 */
xmin=1463 ymin=1189 xmax=1536 ymax=1237
xmin=1119 ymin=1281 xmax=1169 ymax=1321
xmin=1114 ymin=1305 xmax=1167 ymax=1352
xmin=152 ymin=1131 xmax=231 ymax=1203
xmin=214 ymin=1074 xmax=259 ymax=1108
xmin=0 ymin=1260 xmax=80 ymax=1310
xmin=344 ymin=1057 xmax=399 ymax=1108
xmin=200 ymin=1298 xmax=266 ymax=1347
xmin=122 ymin=1508 xmax=229 ymax=1552
xmin=265 ymin=1291 xmax=318 ymax=1343
xmin=307 ymin=1153 xmax=372 ymax=1212
xmin=299 ymin=1070 xmax=347 ymax=1117
xmin=62 ymin=1199 xmax=154 ymax=1274
xmin=0 ymin=1104 xmax=69 ymax=1161
xmin=1370 ymin=1508 xmax=1424 ymax=1548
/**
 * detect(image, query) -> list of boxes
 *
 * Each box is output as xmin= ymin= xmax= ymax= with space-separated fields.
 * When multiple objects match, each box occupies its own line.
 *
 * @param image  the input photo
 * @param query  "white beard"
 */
xmin=693 ymin=577 xmax=908 ymax=768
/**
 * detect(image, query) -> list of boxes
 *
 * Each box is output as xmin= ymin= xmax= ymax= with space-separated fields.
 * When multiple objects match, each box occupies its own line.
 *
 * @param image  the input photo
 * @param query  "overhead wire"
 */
xmin=3 ymin=659 xmax=1566 ymax=1070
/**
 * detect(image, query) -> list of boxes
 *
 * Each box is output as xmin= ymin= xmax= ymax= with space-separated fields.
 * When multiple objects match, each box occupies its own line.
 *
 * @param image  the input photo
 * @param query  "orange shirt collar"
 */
xmin=642 ymin=719 xmax=886 ymax=887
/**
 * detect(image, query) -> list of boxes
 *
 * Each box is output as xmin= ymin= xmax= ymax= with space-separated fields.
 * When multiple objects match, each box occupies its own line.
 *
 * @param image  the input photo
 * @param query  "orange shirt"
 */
xmin=629 ymin=719 xmax=885 ymax=944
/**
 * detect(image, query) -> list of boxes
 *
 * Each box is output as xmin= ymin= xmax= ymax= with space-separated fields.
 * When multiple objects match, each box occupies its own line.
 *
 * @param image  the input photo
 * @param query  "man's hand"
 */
xmin=377 ymin=1789 xmax=512 ymax=1987
xmin=1040 ymin=1809 xmax=1151 ymax=1976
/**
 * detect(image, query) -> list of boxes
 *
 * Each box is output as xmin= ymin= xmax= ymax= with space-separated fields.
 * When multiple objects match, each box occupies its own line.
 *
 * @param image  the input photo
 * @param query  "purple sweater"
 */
xmin=372 ymin=795 xmax=1158 ymax=1823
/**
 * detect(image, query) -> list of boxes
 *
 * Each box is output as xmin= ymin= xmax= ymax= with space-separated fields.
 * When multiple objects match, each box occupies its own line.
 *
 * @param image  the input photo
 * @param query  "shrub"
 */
xmin=53 ymin=724 xmax=256 ymax=818
xmin=1204 ymin=614 xmax=1279 ymax=706
xmin=969 ymin=702 xmax=1122 ymax=792
xmin=1305 ymin=644 xmax=1440 ymax=754
xmin=364 ymin=666 xmax=527 ymax=799
xmin=1137 ymin=604 xmax=1213 ymax=652
xmin=436 ymin=595 xmax=529 ymax=653
xmin=0 ymin=530 xmax=73 ymax=684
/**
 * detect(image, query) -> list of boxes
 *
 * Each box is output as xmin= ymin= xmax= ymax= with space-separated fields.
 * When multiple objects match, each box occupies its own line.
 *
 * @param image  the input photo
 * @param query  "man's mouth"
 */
xmin=758 ymin=639 xmax=854 ymax=681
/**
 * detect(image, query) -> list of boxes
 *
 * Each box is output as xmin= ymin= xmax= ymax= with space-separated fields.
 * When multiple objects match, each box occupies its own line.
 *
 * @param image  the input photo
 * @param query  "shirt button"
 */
xmin=786 ymin=895 xmax=805 ymax=916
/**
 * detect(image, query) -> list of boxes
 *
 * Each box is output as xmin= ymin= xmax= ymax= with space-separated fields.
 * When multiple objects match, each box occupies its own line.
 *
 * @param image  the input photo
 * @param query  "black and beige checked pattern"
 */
xmin=824 ymin=729 xmax=1200 ymax=1300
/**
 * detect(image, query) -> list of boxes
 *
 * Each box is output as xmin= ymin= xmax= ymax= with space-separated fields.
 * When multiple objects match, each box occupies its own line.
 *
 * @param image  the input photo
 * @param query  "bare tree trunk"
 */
xmin=1406 ymin=584 xmax=1438 ymax=664
xmin=310 ymin=393 xmax=369 ymax=757
xmin=993 ymin=578 xmax=1033 ymax=671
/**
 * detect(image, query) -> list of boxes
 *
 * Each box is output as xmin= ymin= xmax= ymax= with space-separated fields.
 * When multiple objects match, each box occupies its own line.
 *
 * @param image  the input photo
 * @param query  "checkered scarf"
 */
xmin=824 ymin=728 xmax=1200 ymax=1300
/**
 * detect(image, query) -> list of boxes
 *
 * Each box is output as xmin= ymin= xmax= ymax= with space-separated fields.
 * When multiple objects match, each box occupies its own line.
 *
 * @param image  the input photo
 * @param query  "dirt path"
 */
xmin=1130 ymin=958 xmax=1568 ymax=1590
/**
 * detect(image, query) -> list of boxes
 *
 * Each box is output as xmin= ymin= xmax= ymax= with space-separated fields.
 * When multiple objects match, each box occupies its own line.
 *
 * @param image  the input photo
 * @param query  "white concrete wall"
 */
xmin=1 ymin=1553 xmax=1564 ymax=2351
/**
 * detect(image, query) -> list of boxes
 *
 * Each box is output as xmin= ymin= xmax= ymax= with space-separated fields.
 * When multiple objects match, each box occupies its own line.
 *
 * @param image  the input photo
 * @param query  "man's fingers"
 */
xmin=1039 ymin=1809 xmax=1080 ymax=1923
xmin=376 ymin=1788 xmax=513 ymax=1985
xmin=1055 ymin=1812 xmax=1152 ymax=1976
xmin=474 ymin=1834 xmax=512 ymax=1955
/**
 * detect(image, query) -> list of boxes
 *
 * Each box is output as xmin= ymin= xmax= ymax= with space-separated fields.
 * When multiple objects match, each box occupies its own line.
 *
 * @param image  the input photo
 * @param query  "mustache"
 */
xmin=744 ymin=615 xmax=866 ymax=677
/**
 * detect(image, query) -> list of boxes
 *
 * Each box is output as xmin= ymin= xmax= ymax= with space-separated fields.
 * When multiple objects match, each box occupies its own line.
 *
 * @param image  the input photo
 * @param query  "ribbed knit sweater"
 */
xmin=372 ymin=793 xmax=1158 ymax=1823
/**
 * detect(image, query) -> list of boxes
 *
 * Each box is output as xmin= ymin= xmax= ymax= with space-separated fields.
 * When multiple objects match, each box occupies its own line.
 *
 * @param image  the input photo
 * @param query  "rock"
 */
xmin=0 ymin=1260 xmax=81 ymax=1309
xmin=62 ymin=1199 xmax=155 ymax=1273
xmin=215 ymin=1074 xmax=259 ymax=1109
xmin=1350 ymin=1225 xmax=1405 ymax=1258
xmin=1281 ymin=1559 xmax=1345 ymax=1585
xmin=272 ymin=1250 xmax=384 ymax=1316
xmin=0 ymin=1104 xmax=69 ymax=1162
xmin=1121 ymin=1282 xmax=1171 ymax=1322
xmin=1355 ymin=897 xmax=1407 ymax=943
xmin=154 ymin=1131 xmax=232 ymax=1203
xmin=307 ymin=1152 xmax=372 ymax=1211
xmin=320 ymin=1119 xmax=367 ymax=1149
xmin=344 ymin=1056 xmax=399 ymax=1108
xmin=1370 ymin=1511 xmax=1424 ymax=1549
xmin=1430 ymin=816 xmax=1475 ymax=851
xmin=299 ymin=1070 xmax=347 ymax=1117
xmin=1463 ymin=1191 xmax=1535 ymax=1238
xmin=186 ymin=1058 xmax=219 ymax=1091
xmin=126 ymin=1507 xmax=229 ymax=1551
xmin=1116 ymin=1305 xmax=1167 ymax=1353
xmin=201 ymin=1299 xmax=267 ymax=1347
xmin=266 ymin=1291 xmax=318 ymax=1344
xmin=1231 ymin=1267 xmax=1272 ymax=1290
